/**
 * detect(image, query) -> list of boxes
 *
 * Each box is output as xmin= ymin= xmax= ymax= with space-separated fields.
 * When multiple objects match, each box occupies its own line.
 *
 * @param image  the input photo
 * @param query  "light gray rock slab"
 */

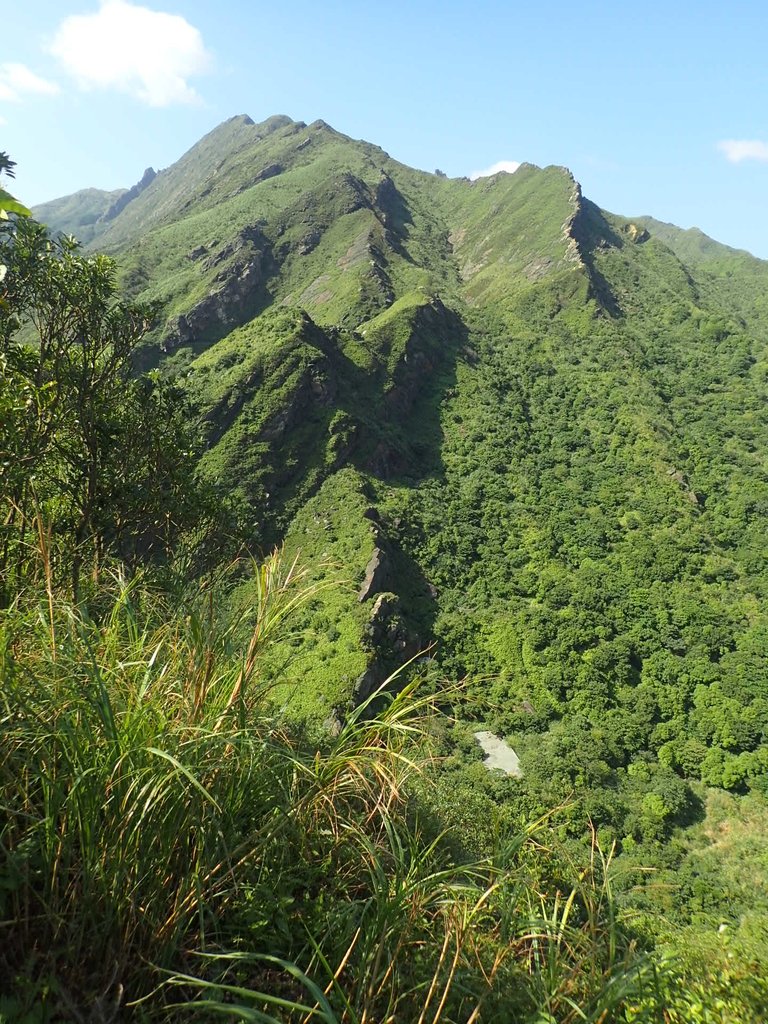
xmin=473 ymin=730 xmax=522 ymax=777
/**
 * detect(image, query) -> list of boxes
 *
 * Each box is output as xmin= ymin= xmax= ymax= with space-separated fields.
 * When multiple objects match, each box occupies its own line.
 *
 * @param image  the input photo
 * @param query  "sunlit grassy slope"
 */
xmin=37 ymin=115 xmax=768 ymax=799
xmin=32 ymin=184 xmax=127 ymax=242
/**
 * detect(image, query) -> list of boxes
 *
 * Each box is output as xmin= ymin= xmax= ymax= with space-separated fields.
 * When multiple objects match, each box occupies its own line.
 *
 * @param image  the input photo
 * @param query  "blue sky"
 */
xmin=4 ymin=0 xmax=768 ymax=256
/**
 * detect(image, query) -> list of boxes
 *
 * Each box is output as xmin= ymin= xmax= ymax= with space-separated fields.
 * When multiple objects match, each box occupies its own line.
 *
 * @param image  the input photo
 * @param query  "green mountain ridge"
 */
xmin=32 ymin=184 xmax=128 ymax=243
xmin=636 ymin=213 xmax=768 ymax=326
xmin=9 ymin=112 xmax=768 ymax=1020
xmin=33 ymin=113 xmax=768 ymax=801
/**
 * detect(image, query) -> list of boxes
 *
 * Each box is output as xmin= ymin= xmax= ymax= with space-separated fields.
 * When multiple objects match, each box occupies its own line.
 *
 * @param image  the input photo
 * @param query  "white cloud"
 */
xmin=717 ymin=139 xmax=768 ymax=164
xmin=469 ymin=160 xmax=522 ymax=181
xmin=50 ymin=0 xmax=211 ymax=107
xmin=0 ymin=63 xmax=60 ymax=102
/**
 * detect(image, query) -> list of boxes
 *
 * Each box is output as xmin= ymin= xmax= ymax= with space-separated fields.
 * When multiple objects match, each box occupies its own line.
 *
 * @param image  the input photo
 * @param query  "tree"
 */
xmin=0 ymin=152 xmax=29 ymax=220
xmin=0 ymin=166 xmax=228 ymax=601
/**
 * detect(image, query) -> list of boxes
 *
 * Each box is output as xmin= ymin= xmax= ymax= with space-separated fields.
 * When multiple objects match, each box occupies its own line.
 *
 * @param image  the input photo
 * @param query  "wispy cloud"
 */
xmin=717 ymin=139 xmax=768 ymax=164
xmin=50 ymin=0 xmax=211 ymax=107
xmin=469 ymin=160 xmax=521 ymax=181
xmin=0 ymin=63 xmax=60 ymax=103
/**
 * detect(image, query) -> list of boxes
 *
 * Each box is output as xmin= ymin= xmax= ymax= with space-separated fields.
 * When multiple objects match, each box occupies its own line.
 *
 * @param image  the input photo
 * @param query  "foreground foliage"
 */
xmin=2 ymin=554 xmax=759 ymax=1023
xmin=0 ymin=213 xmax=235 ymax=607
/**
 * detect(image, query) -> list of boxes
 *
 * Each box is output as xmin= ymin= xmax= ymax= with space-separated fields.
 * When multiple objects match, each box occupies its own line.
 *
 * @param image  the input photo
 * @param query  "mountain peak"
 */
xmin=100 ymin=166 xmax=156 ymax=223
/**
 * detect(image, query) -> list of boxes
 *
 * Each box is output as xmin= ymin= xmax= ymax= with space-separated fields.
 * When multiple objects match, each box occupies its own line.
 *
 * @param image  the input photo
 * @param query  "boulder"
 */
xmin=357 ymin=547 xmax=391 ymax=602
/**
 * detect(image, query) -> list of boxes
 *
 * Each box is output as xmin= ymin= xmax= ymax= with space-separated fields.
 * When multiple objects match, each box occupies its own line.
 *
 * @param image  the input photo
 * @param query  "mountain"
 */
xmin=32 ymin=165 xmax=157 ymax=244
xmin=19 ymin=113 xmax=768 ymax=1002
xmin=636 ymin=213 xmax=768 ymax=326
xmin=32 ymin=185 xmax=127 ymax=243
xmin=37 ymin=115 xmax=768 ymax=801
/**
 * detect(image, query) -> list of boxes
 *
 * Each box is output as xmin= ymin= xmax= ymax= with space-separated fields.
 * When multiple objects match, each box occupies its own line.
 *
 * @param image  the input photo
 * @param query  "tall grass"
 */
xmin=1 ymin=549 xmax=672 ymax=1022
xmin=1 ymin=553 xmax=323 ymax=1008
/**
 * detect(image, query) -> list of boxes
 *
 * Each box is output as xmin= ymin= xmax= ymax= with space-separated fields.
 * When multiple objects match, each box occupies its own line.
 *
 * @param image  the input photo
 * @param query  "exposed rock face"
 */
xmin=566 ymin=195 xmax=628 ymax=316
xmin=623 ymin=223 xmax=650 ymax=244
xmin=561 ymin=174 xmax=587 ymax=267
xmin=474 ymin=732 xmax=523 ymax=777
xmin=353 ymin=591 xmax=421 ymax=706
xmin=162 ymin=225 xmax=271 ymax=351
xmin=358 ymin=547 xmax=391 ymax=602
xmin=297 ymin=228 xmax=322 ymax=255
xmin=254 ymin=162 xmax=283 ymax=184
xmin=366 ymin=297 xmax=461 ymax=478
xmin=352 ymin=663 xmax=380 ymax=705
xmin=373 ymin=173 xmax=402 ymax=225
xmin=384 ymin=298 xmax=448 ymax=417
xmin=366 ymin=593 xmax=398 ymax=641
xmin=275 ymin=172 xmax=372 ymax=245
xmin=259 ymin=362 xmax=336 ymax=442
xmin=101 ymin=167 xmax=156 ymax=222
xmin=201 ymin=224 xmax=265 ymax=272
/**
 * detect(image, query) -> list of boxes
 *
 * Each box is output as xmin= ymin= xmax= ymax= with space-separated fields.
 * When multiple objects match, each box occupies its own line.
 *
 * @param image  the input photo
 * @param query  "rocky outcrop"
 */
xmin=352 ymin=662 xmax=380 ymax=705
xmin=566 ymin=192 xmax=628 ymax=316
xmin=560 ymin=173 xmax=588 ymax=268
xmin=373 ymin=173 xmax=403 ymax=226
xmin=366 ymin=297 xmax=461 ymax=477
xmin=200 ymin=316 xmax=335 ymax=445
xmin=297 ymin=228 xmax=322 ymax=255
xmin=259 ymin=361 xmax=336 ymax=442
xmin=358 ymin=547 xmax=391 ymax=602
xmin=353 ymin=591 xmax=421 ymax=705
xmin=384 ymin=298 xmax=453 ymax=417
xmin=667 ymin=467 xmax=703 ymax=507
xmin=254 ymin=163 xmax=283 ymax=184
xmin=623 ymin=223 xmax=650 ymax=244
xmin=101 ymin=167 xmax=156 ymax=222
xmin=228 ymin=164 xmax=285 ymax=198
xmin=366 ymin=593 xmax=398 ymax=638
xmin=275 ymin=172 xmax=373 ymax=245
xmin=162 ymin=225 xmax=271 ymax=351
xmin=200 ymin=224 xmax=266 ymax=272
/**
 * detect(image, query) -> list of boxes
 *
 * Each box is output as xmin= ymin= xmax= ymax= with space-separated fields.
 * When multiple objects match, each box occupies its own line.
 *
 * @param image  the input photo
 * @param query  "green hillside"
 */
xmin=42 ymin=113 xmax=767 ymax=801
xmin=637 ymin=213 xmax=768 ymax=326
xmin=7 ymin=116 xmax=768 ymax=1020
xmin=32 ymin=184 xmax=127 ymax=242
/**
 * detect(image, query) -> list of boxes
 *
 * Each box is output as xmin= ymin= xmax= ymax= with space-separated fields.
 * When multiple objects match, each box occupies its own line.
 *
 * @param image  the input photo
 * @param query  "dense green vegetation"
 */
xmin=31 ymin=185 xmax=127 ymax=244
xmin=0 ymin=185 xmax=698 ymax=1020
xmin=0 ymin=217 xmax=234 ymax=606
xmin=6 ymin=116 xmax=768 ymax=1019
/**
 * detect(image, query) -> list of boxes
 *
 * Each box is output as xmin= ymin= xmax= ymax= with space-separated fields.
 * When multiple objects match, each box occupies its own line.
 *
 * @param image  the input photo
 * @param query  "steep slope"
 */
xmin=638 ymin=214 xmax=768 ymax=327
xmin=75 ymin=115 xmax=461 ymax=364
xmin=32 ymin=185 xmax=127 ymax=243
xmin=38 ymin=117 xmax=768 ymax=801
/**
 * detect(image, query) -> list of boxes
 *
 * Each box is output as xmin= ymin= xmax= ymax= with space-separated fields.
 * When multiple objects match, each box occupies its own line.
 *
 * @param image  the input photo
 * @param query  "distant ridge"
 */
xmin=101 ymin=166 xmax=157 ymax=222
